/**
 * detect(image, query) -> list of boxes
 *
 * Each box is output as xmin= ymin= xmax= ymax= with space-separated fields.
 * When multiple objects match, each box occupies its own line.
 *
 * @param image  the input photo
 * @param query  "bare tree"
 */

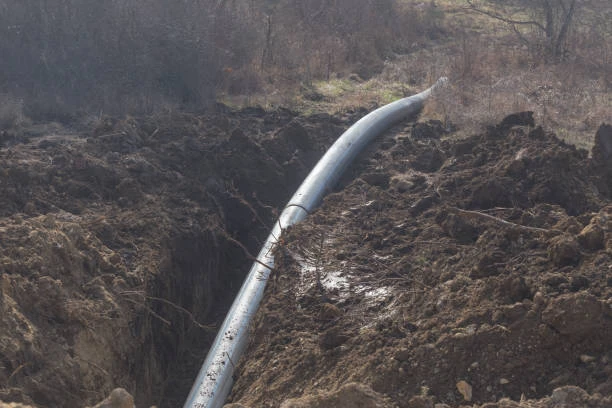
xmin=0 ymin=0 xmax=261 ymax=117
xmin=466 ymin=0 xmax=579 ymax=61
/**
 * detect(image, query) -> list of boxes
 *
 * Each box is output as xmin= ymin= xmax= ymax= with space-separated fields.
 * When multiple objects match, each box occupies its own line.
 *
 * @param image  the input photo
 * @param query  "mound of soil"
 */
xmin=0 ymin=107 xmax=351 ymax=407
xmin=228 ymin=119 xmax=612 ymax=407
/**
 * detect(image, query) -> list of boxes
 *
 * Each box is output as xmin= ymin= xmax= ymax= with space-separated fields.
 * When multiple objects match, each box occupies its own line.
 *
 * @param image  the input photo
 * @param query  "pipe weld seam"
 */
xmin=283 ymin=203 xmax=311 ymax=215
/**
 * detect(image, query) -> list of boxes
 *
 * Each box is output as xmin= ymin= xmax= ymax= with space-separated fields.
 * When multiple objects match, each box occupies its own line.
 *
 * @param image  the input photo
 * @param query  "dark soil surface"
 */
xmin=1 ymin=106 xmax=611 ymax=408
xmin=228 ymin=119 xmax=612 ymax=408
xmin=0 ymin=107 xmax=353 ymax=407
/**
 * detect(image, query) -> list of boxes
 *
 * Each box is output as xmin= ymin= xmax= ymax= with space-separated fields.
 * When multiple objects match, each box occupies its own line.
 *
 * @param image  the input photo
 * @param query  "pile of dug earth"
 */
xmin=1 ymin=108 xmax=611 ymax=408
xmin=0 ymin=108 xmax=350 ymax=407
xmin=226 ymin=117 xmax=612 ymax=408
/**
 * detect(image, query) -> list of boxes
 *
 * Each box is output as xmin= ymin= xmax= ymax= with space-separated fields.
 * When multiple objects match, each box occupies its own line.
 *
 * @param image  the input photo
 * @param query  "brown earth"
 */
xmin=227 ymin=118 xmax=612 ymax=407
xmin=0 ymin=107 xmax=353 ymax=407
xmin=1 ymin=106 xmax=611 ymax=408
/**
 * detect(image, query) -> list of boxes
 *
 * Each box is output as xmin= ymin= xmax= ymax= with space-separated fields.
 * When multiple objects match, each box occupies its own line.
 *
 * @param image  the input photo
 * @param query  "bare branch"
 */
xmin=465 ymin=0 xmax=548 ymax=33
xmin=452 ymin=207 xmax=563 ymax=235
xmin=120 ymin=291 xmax=215 ymax=331
xmin=220 ymin=230 xmax=276 ymax=273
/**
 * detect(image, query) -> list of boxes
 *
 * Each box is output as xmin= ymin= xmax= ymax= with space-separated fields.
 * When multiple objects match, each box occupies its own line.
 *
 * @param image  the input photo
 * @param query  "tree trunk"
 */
xmin=554 ymin=0 xmax=576 ymax=58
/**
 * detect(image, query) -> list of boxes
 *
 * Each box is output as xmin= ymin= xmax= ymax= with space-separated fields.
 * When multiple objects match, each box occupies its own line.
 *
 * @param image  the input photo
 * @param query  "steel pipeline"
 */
xmin=184 ymin=77 xmax=448 ymax=408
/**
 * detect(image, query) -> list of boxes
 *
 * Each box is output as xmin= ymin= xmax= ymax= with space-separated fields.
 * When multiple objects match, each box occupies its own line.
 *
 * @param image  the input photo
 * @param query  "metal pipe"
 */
xmin=184 ymin=78 xmax=448 ymax=408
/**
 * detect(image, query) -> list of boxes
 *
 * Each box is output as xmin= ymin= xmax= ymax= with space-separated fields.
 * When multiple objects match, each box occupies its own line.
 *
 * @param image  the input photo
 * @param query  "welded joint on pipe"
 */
xmin=284 ymin=203 xmax=311 ymax=215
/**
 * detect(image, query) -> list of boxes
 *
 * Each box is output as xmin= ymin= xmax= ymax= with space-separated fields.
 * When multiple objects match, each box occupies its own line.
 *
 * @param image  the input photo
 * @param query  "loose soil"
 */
xmin=0 ymin=107 xmax=352 ymax=407
xmin=1 ymin=107 xmax=611 ymax=408
xmin=228 ymin=119 xmax=612 ymax=407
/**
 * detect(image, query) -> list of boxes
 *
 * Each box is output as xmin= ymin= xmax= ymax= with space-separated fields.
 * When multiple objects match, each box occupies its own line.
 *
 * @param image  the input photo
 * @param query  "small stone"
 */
xmin=91 ymin=388 xmax=135 ymax=408
xmin=580 ymin=354 xmax=596 ymax=363
xmin=532 ymin=291 xmax=545 ymax=308
xmin=500 ymin=378 xmax=510 ymax=385
xmin=456 ymin=380 xmax=472 ymax=401
xmin=280 ymin=382 xmax=386 ymax=408
xmin=551 ymin=386 xmax=589 ymax=405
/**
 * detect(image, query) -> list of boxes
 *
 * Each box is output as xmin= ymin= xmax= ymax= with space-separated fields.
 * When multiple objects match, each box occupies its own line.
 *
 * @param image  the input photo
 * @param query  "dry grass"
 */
xmin=220 ymin=1 xmax=611 ymax=150
xmin=418 ymin=1 xmax=611 ymax=148
xmin=386 ymin=2 xmax=611 ymax=149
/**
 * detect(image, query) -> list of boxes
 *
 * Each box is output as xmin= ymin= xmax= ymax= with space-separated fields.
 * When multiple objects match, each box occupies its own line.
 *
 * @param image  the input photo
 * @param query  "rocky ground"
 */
xmin=0 ymin=106 xmax=611 ymax=408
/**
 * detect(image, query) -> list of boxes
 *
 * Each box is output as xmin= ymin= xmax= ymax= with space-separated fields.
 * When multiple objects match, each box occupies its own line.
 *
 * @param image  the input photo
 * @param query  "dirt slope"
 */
xmin=0 ymin=108 xmax=351 ymax=407
xmin=1 ymin=107 xmax=611 ymax=407
xmin=228 ymin=118 xmax=612 ymax=407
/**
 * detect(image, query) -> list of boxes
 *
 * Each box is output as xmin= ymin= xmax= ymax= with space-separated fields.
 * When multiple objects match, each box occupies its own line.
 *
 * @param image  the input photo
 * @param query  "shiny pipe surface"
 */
xmin=184 ymin=78 xmax=447 ymax=408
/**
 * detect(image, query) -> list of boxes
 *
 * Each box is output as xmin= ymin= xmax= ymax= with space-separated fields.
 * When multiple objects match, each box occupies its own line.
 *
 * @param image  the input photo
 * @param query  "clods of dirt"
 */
xmin=86 ymin=388 xmax=135 ymax=408
xmin=278 ymin=382 xmax=390 ymax=408
xmin=0 ymin=107 xmax=349 ymax=407
xmin=228 ymin=118 xmax=612 ymax=407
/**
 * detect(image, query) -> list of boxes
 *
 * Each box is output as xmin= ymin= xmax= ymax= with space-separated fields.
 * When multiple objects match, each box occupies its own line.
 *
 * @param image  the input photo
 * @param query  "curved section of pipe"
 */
xmin=184 ymin=77 xmax=448 ymax=408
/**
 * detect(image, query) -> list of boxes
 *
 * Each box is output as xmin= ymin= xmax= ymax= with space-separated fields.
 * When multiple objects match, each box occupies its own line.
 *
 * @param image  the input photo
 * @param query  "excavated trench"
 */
xmin=0 ymin=107 xmax=357 ymax=407
xmin=2 ymin=105 xmax=610 ymax=408
xmin=148 ymin=109 xmax=424 ymax=407
xmin=118 ymin=111 xmax=355 ymax=407
xmin=134 ymin=228 xmax=227 ymax=406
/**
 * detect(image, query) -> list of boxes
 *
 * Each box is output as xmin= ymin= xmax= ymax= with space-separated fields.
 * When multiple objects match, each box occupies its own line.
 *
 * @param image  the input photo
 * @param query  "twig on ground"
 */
xmin=220 ymin=231 xmax=276 ymax=273
xmin=8 ymin=362 xmax=30 ymax=384
xmin=453 ymin=207 xmax=562 ymax=234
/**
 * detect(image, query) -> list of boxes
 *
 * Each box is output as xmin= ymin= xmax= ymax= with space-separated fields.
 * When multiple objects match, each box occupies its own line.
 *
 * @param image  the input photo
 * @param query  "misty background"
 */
xmin=0 ymin=0 xmax=434 ymax=119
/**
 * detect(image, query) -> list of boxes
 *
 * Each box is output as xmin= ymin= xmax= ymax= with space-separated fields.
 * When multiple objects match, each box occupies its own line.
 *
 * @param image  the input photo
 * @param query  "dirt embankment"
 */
xmin=228 ymin=119 xmax=612 ymax=407
xmin=0 ymin=107 xmax=354 ymax=407
xmin=2 ymin=106 xmax=611 ymax=408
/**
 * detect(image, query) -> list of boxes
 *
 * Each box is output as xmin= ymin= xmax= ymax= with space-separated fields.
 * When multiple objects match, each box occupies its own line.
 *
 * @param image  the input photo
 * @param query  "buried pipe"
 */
xmin=184 ymin=77 xmax=448 ymax=408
